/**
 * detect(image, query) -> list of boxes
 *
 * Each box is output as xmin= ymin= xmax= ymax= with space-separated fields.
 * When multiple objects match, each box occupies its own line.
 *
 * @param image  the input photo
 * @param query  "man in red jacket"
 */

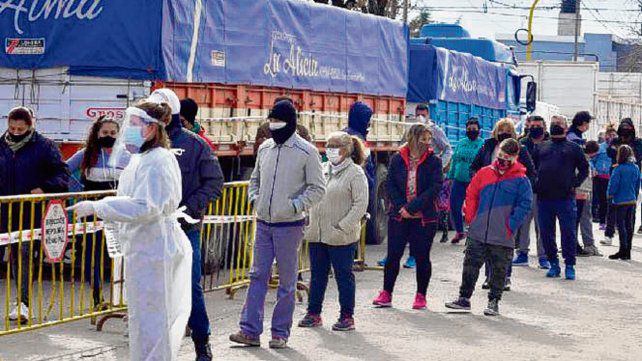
xmin=445 ymin=139 xmax=532 ymax=316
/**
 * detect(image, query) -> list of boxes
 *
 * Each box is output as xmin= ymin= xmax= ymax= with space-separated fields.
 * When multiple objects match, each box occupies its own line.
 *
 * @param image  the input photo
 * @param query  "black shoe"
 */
xmin=608 ymin=252 xmax=623 ymax=260
xmin=440 ymin=232 xmax=448 ymax=243
xmin=483 ymin=299 xmax=500 ymax=316
xmin=482 ymin=280 xmax=490 ymax=289
xmin=194 ymin=339 xmax=213 ymax=361
xmin=577 ymin=246 xmax=591 ymax=257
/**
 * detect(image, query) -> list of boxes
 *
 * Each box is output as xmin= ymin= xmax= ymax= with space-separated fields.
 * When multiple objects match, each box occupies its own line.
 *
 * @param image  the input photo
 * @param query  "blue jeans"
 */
xmin=449 ymin=180 xmax=468 ymax=234
xmin=185 ymin=229 xmax=211 ymax=341
xmin=538 ymin=199 xmax=577 ymax=266
xmin=307 ymin=242 xmax=356 ymax=317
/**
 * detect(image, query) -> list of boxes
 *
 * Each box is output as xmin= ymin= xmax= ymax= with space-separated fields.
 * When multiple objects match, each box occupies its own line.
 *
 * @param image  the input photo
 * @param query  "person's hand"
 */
xmin=66 ymin=201 xmax=96 ymax=218
xmin=399 ymin=208 xmax=412 ymax=219
xmin=30 ymin=188 xmax=44 ymax=194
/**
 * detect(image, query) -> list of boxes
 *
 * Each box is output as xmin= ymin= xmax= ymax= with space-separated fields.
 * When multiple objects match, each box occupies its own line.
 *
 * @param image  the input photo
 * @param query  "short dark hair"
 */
xmin=585 ymin=140 xmax=599 ymax=154
xmin=8 ymin=106 xmax=33 ymax=126
xmin=415 ymin=104 xmax=429 ymax=112
xmin=466 ymin=117 xmax=480 ymax=128
xmin=528 ymin=115 xmax=545 ymax=124
xmin=499 ymin=138 xmax=520 ymax=156
xmin=572 ymin=111 xmax=592 ymax=126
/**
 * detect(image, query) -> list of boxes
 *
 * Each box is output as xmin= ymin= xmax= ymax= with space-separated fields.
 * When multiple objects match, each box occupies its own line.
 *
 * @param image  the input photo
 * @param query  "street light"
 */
xmin=526 ymin=0 xmax=541 ymax=61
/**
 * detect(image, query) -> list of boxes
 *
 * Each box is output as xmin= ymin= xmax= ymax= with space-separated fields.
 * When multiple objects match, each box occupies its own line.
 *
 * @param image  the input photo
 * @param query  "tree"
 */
xmin=409 ymin=9 xmax=432 ymax=37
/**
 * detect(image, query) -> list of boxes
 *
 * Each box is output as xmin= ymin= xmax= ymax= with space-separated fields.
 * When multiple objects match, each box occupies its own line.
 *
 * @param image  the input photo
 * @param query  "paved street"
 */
xmin=1 ymin=228 xmax=641 ymax=361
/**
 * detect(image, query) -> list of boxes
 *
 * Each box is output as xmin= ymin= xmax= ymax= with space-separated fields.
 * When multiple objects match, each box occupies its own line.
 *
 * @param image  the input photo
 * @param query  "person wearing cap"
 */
xmin=179 ymin=97 xmax=217 ymax=152
xmin=68 ymin=102 xmax=193 ymax=360
xmin=0 ymin=106 xmax=70 ymax=322
xmin=229 ymin=100 xmax=325 ymax=349
xmin=147 ymin=88 xmax=224 ymax=361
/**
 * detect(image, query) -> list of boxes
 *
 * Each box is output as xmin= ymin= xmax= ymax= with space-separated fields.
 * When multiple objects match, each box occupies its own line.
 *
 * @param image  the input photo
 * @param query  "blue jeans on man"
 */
xmin=449 ymin=180 xmax=468 ymax=234
xmin=185 ymin=228 xmax=211 ymax=342
xmin=537 ymin=199 xmax=577 ymax=266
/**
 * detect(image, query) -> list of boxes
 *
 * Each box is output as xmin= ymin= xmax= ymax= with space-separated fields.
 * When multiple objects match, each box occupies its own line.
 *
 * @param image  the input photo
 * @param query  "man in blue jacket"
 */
xmin=149 ymin=89 xmax=224 ymax=361
xmin=0 ymin=106 xmax=70 ymax=322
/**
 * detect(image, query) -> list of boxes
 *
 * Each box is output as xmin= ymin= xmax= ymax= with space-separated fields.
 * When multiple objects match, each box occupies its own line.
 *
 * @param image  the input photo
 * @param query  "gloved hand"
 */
xmin=66 ymin=201 xmax=96 ymax=218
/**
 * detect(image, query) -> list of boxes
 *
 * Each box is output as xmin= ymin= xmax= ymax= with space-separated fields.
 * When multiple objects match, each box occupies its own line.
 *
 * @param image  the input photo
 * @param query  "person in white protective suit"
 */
xmin=68 ymin=101 xmax=192 ymax=361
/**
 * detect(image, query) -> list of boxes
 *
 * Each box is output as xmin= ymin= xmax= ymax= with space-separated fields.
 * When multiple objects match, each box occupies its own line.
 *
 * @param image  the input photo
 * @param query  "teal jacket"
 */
xmin=448 ymin=137 xmax=484 ymax=182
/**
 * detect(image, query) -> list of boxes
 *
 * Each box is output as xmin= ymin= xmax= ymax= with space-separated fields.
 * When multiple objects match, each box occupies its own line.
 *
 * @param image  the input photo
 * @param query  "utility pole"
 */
xmin=573 ymin=0 xmax=581 ymax=61
xmin=403 ymin=0 xmax=409 ymax=23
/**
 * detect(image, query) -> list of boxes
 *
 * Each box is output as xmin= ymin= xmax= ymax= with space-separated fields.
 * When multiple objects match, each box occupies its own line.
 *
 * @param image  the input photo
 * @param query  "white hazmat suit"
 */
xmin=89 ymin=148 xmax=192 ymax=360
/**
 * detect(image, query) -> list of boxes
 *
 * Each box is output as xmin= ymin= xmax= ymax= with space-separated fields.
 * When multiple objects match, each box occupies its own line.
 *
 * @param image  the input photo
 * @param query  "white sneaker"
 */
xmin=600 ymin=237 xmax=613 ymax=246
xmin=9 ymin=302 xmax=29 ymax=322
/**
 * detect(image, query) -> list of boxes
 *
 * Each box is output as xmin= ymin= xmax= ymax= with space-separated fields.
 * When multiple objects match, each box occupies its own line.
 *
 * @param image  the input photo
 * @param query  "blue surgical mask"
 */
xmin=123 ymin=127 xmax=145 ymax=149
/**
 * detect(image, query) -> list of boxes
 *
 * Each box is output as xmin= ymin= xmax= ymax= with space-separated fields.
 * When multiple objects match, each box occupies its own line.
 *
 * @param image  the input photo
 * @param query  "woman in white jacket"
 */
xmin=69 ymin=102 xmax=192 ymax=361
xmin=298 ymin=131 xmax=369 ymax=331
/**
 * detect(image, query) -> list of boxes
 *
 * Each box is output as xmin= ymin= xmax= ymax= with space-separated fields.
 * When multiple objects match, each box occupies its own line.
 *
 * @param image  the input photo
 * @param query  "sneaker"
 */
xmin=599 ymin=224 xmax=606 ymax=231
xmin=269 ymin=337 xmax=288 ymax=349
xmin=377 ymin=256 xmax=387 ymax=267
xmin=538 ymin=257 xmax=551 ymax=270
xmin=481 ymin=279 xmax=490 ymax=289
xmin=403 ymin=256 xmax=416 ymax=269
xmin=565 ymin=265 xmax=576 ymax=280
xmin=445 ymin=297 xmax=471 ymax=311
xmin=372 ymin=290 xmax=392 ymax=307
xmin=577 ymin=246 xmax=591 ymax=257
xmin=608 ymin=252 xmax=623 ymax=260
xmin=503 ymin=278 xmax=511 ymax=291
xmin=229 ymin=331 xmax=261 ymax=347
xmin=298 ymin=313 xmax=322 ymax=328
xmin=584 ymin=244 xmax=602 ymax=257
xmin=600 ymin=237 xmax=613 ymax=246
xmin=451 ymin=232 xmax=466 ymax=244
xmin=483 ymin=299 xmax=500 ymax=316
xmin=546 ymin=260 xmax=561 ymax=278
xmin=412 ymin=293 xmax=427 ymax=310
xmin=512 ymin=252 xmax=529 ymax=266
xmin=332 ymin=315 xmax=355 ymax=331
xmin=9 ymin=302 xmax=29 ymax=322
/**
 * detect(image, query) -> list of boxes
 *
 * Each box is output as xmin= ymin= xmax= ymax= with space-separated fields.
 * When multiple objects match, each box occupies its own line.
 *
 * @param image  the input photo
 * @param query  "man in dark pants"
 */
xmin=531 ymin=116 xmax=589 ymax=281
xmin=149 ymin=89 xmax=224 ymax=361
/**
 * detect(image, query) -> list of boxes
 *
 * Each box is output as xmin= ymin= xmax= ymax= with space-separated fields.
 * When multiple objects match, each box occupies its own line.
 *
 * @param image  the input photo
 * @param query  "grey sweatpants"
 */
xmin=517 ymin=194 xmax=545 ymax=257
xmin=579 ymin=195 xmax=595 ymax=247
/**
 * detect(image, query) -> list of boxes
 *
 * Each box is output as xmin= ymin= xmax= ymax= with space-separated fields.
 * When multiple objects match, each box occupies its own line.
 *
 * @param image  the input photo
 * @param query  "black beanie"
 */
xmin=180 ymin=98 xmax=199 ymax=125
xmin=268 ymin=100 xmax=297 ymax=144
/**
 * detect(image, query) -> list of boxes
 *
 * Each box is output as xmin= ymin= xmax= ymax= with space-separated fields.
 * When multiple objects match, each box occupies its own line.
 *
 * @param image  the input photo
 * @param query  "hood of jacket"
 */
xmin=347 ymin=101 xmax=373 ymax=138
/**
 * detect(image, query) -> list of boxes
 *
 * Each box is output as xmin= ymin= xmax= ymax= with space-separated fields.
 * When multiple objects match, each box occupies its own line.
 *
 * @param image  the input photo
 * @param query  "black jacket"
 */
xmin=607 ymin=137 xmax=642 ymax=169
xmin=470 ymin=138 xmax=537 ymax=185
xmin=531 ymin=138 xmax=590 ymax=200
xmin=519 ymin=133 xmax=550 ymax=156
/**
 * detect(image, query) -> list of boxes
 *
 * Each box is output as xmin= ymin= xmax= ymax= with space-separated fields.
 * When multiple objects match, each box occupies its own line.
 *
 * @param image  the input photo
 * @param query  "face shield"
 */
xmin=109 ymin=107 xmax=159 ymax=168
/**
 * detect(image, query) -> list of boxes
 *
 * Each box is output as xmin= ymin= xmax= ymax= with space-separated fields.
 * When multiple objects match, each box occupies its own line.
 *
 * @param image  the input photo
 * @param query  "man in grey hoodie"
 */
xmin=230 ymin=100 xmax=326 ymax=349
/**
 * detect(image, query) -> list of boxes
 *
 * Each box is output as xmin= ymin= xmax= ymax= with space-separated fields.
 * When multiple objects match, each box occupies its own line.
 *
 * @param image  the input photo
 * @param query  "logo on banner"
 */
xmin=85 ymin=107 xmax=125 ymax=121
xmin=42 ymin=200 xmax=69 ymax=263
xmin=0 ymin=0 xmax=104 ymax=35
xmin=211 ymin=51 xmax=225 ymax=67
xmin=5 ymin=38 xmax=44 ymax=54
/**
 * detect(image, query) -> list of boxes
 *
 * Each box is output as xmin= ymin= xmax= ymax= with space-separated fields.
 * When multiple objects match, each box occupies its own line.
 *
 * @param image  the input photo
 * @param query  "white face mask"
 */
xmin=326 ymin=148 xmax=343 ymax=164
xmin=269 ymin=121 xmax=287 ymax=130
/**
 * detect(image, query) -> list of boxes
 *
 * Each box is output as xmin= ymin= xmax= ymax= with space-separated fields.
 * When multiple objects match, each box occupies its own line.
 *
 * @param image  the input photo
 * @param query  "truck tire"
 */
xmin=373 ymin=163 xmax=389 ymax=245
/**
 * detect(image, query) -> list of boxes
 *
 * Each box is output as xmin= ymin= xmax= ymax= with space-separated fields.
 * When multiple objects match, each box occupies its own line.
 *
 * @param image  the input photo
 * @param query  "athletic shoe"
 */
xmin=538 ymin=257 xmax=551 ymax=269
xmin=512 ymin=252 xmax=529 ymax=266
xmin=481 ymin=279 xmax=490 ymax=289
xmin=269 ymin=337 xmax=288 ymax=349
xmin=8 ymin=302 xmax=29 ymax=322
xmin=332 ymin=315 xmax=355 ymax=331
xmin=377 ymin=256 xmax=387 ymax=267
xmin=372 ymin=290 xmax=392 ymax=307
xmin=412 ymin=293 xmax=427 ymax=310
xmin=565 ymin=265 xmax=576 ymax=280
xmin=451 ymin=232 xmax=466 ymax=244
xmin=583 ymin=245 xmax=602 ymax=257
xmin=483 ymin=299 xmax=500 ymax=316
xmin=577 ymin=246 xmax=591 ymax=257
xmin=298 ymin=313 xmax=322 ymax=328
xmin=503 ymin=278 xmax=511 ymax=291
xmin=546 ymin=260 xmax=561 ymax=278
xmin=600 ymin=237 xmax=613 ymax=246
xmin=403 ymin=256 xmax=416 ymax=269
xmin=608 ymin=252 xmax=623 ymax=260
xmin=445 ymin=297 xmax=471 ymax=311
xmin=229 ymin=331 xmax=261 ymax=347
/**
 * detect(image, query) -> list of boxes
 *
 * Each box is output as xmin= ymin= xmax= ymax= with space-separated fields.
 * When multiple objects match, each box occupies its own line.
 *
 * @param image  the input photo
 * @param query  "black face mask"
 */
xmin=529 ymin=127 xmax=544 ymax=139
xmin=618 ymin=128 xmax=635 ymax=139
xmin=497 ymin=133 xmax=512 ymax=143
xmin=550 ymin=124 xmax=565 ymax=136
xmin=7 ymin=130 xmax=31 ymax=143
xmin=97 ymin=136 xmax=116 ymax=148
xmin=466 ymin=130 xmax=480 ymax=141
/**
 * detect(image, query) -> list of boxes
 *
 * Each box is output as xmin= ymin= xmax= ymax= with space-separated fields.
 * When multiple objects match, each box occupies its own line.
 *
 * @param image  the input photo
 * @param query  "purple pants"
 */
xmin=239 ymin=221 xmax=303 ymax=339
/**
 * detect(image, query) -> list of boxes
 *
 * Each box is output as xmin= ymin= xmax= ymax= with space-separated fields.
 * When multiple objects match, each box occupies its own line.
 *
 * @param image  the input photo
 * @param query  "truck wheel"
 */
xmin=373 ymin=164 xmax=389 ymax=245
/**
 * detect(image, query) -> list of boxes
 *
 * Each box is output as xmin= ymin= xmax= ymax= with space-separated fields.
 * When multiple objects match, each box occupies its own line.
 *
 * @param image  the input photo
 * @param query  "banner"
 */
xmin=163 ymin=0 xmax=409 ymax=97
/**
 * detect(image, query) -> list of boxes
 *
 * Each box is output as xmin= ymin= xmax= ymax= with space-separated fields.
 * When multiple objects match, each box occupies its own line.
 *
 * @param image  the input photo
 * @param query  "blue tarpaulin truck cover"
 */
xmin=0 ymin=0 xmax=409 ymax=98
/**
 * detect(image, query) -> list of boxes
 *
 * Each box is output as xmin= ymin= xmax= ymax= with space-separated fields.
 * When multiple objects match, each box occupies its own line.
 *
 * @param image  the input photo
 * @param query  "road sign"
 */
xmin=42 ymin=200 xmax=69 ymax=263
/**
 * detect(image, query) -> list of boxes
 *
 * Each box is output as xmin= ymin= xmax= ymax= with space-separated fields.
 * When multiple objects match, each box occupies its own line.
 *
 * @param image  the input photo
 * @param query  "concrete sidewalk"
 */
xmin=1 ymin=230 xmax=641 ymax=361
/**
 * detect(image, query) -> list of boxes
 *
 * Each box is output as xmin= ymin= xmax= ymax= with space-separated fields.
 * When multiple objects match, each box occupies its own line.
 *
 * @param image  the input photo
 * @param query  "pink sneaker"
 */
xmin=372 ymin=290 xmax=392 ymax=307
xmin=412 ymin=293 xmax=427 ymax=310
